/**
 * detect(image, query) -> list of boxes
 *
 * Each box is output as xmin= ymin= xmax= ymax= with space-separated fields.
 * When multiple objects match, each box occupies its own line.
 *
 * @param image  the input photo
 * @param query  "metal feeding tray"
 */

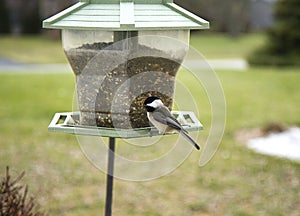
xmin=48 ymin=111 xmax=203 ymax=138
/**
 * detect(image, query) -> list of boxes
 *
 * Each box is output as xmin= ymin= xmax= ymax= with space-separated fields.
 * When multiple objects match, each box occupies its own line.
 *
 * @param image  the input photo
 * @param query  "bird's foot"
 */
xmin=148 ymin=127 xmax=156 ymax=137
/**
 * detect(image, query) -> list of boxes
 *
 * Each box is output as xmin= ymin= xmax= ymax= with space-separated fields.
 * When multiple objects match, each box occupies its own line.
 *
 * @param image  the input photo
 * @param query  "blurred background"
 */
xmin=0 ymin=0 xmax=299 ymax=215
xmin=0 ymin=0 xmax=276 ymax=37
xmin=1 ymin=0 xmax=298 ymax=66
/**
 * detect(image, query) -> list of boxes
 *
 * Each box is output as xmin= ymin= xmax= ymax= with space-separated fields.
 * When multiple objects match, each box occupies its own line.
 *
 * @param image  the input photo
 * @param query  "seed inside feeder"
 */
xmin=65 ymin=42 xmax=182 ymax=128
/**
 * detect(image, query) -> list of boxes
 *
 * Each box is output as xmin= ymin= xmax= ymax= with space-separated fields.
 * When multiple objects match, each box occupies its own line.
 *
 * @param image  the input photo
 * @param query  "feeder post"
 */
xmin=105 ymin=137 xmax=116 ymax=216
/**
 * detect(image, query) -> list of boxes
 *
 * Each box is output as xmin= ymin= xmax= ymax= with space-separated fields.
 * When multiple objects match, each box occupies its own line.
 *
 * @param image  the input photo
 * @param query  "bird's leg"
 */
xmin=148 ymin=127 xmax=155 ymax=137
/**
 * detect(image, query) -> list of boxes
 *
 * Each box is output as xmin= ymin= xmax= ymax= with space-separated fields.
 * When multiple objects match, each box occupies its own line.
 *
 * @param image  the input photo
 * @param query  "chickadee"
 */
xmin=144 ymin=96 xmax=200 ymax=150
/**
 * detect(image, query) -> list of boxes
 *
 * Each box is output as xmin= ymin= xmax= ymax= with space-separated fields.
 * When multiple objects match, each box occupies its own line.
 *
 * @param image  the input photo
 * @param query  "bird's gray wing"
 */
xmin=152 ymin=107 xmax=183 ymax=131
xmin=152 ymin=107 xmax=200 ymax=150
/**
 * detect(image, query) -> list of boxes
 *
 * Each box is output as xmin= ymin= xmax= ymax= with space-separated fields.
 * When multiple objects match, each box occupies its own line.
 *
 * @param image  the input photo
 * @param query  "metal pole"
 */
xmin=105 ymin=137 xmax=115 ymax=216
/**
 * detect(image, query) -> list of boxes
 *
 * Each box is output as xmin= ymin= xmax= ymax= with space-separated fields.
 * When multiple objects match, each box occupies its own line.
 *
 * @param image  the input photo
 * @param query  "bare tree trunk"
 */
xmin=5 ymin=0 xmax=23 ymax=35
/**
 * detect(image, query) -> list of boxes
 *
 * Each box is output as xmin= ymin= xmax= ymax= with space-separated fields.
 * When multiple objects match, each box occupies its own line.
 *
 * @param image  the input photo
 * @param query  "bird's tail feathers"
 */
xmin=179 ymin=130 xmax=200 ymax=150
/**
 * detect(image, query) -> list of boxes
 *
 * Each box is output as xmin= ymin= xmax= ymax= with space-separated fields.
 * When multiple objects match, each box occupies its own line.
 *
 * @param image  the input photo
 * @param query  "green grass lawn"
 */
xmin=0 ymin=66 xmax=300 ymax=215
xmin=0 ymin=33 xmax=299 ymax=215
xmin=190 ymin=32 xmax=266 ymax=59
xmin=0 ymin=33 xmax=266 ymax=63
xmin=0 ymin=36 xmax=67 ymax=63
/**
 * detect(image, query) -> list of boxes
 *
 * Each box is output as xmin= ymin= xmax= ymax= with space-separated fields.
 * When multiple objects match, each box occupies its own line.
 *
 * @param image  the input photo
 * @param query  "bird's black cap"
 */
xmin=143 ymin=96 xmax=160 ymax=112
xmin=143 ymin=96 xmax=160 ymax=106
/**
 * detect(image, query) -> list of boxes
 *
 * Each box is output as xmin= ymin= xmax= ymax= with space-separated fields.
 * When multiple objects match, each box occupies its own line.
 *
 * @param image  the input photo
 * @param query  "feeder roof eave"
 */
xmin=43 ymin=1 xmax=209 ymax=31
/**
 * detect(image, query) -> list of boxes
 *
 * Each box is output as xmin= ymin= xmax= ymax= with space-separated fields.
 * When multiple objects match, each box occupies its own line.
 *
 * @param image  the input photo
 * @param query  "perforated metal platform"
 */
xmin=48 ymin=111 xmax=203 ymax=138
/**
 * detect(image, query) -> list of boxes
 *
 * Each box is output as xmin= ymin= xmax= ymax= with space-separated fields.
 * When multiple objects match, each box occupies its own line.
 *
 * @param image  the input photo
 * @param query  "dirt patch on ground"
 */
xmin=234 ymin=123 xmax=287 ymax=144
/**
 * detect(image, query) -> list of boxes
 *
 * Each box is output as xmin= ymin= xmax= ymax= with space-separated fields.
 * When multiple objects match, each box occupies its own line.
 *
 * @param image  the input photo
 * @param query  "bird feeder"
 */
xmin=44 ymin=0 xmax=208 ymax=215
xmin=43 ymin=0 xmax=209 ymax=129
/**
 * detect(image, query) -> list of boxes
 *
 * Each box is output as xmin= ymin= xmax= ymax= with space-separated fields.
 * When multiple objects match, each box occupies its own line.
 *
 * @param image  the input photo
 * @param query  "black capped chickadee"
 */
xmin=144 ymin=96 xmax=200 ymax=150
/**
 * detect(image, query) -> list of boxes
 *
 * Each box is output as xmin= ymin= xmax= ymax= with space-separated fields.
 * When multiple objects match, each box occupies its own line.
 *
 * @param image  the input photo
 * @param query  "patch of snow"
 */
xmin=247 ymin=127 xmax=300 ymax=162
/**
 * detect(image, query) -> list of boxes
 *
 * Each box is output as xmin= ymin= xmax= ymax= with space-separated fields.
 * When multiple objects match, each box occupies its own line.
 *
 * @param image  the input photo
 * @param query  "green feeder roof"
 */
xmin=43 ymin=0 xmax=209 ymax=31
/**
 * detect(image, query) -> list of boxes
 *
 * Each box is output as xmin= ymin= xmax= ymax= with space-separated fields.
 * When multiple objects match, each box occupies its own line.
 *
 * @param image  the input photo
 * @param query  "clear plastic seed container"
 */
xmin=62 ymin=29 xmax=189 ymax=128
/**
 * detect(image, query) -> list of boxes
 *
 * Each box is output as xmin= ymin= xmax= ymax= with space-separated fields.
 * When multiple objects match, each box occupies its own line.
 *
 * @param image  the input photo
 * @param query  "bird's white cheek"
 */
xmin=147 ymin=112 xmax=151 ymax=119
